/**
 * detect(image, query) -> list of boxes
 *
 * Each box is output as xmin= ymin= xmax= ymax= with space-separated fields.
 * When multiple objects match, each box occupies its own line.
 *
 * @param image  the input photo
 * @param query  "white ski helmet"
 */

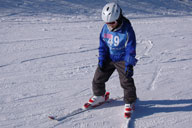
xmin=102 ymin=2 xmax=121 ymax=23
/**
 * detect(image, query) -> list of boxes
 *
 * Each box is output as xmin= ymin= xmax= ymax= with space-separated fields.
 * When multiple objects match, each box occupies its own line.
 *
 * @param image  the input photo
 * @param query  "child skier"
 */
xmin=84 ymin=2 xmax=137 ymax=118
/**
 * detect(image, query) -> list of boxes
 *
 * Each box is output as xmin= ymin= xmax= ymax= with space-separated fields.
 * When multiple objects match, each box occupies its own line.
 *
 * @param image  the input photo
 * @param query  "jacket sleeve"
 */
xmin=124 ymin=26 xmax=137 ymax=66
xmin=98 ymin=27 xmax=109 ymax=62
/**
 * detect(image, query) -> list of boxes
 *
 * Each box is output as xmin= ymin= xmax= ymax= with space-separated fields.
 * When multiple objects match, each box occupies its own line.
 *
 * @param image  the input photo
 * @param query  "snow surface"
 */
xmin=0 ymin=0 xmax=192 ymax=128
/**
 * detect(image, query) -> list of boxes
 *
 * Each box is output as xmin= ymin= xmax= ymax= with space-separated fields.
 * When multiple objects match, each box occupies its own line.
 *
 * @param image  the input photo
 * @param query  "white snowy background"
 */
xmin=0 ymin=0 xmax=192 ymax=128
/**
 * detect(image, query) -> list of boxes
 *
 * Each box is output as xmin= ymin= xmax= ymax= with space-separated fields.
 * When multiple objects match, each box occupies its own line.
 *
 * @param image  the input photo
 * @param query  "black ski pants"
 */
xmin=92 ymin=61 xmax=137 ymax=104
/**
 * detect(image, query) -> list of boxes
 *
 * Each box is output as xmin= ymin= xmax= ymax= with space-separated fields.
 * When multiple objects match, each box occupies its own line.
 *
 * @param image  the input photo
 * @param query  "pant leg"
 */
xmin=114 ymin=61 xmax=137 ymax=104
xmin=92 ymin=61 xmax=115 ymax=96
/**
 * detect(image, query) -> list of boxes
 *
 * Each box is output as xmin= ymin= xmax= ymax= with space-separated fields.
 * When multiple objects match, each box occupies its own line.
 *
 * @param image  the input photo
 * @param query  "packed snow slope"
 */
xmin=0 ymin=0 xmax=192 ymax=128
xmin=1 ymin=0 xmax=192 ymax=18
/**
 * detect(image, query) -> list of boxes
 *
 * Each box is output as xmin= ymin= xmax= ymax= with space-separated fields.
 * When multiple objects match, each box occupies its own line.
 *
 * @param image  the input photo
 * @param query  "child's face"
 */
xmin=106 ymin=21 xmax=118 ymax=29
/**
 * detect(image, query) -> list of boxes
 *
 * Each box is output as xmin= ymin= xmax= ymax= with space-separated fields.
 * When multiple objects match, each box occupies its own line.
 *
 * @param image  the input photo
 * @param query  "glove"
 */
xmin=125 ymin=65 xmax=134 ymax=78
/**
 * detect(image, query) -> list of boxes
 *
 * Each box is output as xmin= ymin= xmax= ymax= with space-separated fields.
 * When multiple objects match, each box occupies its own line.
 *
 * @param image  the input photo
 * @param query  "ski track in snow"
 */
xmin=147 ymin=66 xmax=163 ymax=91
xmin=137 ymin=39 xmax=154 ymax=62
xmin=20 ymin=48 xmax=98 ymax=64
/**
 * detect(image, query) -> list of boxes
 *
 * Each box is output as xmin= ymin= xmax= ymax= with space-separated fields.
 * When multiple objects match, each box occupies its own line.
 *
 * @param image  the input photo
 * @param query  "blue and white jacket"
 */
xmin=98 ymin=19 xmax=137 ymax=67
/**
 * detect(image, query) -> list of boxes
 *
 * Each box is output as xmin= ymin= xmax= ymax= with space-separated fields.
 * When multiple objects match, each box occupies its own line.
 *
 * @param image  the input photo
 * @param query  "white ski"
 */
xmin=121 ymin=118 xmax=131 ymax=128
xmin=48 ymin=95 xmax=123 ymax=122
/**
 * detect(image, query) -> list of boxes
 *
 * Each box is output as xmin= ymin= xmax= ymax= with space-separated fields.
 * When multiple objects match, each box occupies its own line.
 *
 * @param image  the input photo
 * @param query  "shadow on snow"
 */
xmin=100 ymin=98 xmax=192 ymax=128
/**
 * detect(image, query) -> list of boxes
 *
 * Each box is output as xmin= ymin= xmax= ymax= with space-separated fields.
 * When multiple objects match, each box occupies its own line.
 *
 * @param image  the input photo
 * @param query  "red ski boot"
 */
xmin=124 ymin=103 xmax=135 ymax=118
xmin=83 ymin=92 xmax=110 ymax=109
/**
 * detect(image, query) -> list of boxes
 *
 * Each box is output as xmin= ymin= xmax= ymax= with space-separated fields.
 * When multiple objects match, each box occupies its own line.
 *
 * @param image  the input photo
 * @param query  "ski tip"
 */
xmin=106 ymin=92 xmax=110 ymax=96
xmin=48 ymin=116 xmax=56 ymax=120
xmin=83 ymin=103 xmax=91 ymax=110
